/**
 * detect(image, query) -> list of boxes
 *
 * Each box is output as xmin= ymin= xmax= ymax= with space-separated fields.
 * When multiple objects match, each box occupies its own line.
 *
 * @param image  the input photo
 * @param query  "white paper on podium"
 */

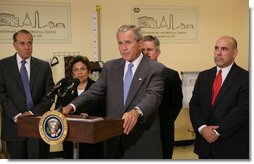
xmin=66 ymin=117 xmax=104 ymax=122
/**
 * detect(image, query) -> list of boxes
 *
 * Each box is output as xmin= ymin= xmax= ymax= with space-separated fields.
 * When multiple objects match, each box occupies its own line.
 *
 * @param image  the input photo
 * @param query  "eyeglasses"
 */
xmin=15 ymin=41 xmax=33 ymax=47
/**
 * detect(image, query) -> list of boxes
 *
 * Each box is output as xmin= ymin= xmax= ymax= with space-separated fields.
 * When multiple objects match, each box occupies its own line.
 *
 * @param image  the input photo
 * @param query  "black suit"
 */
xmin=189 ymin=63 xmax=249 ymax=159
xmin=0 ymin=54 xmax=55 ymax=158
xmin=55 ymin=78 xmax=105 ymax=159
xmin=159 ymin=68 xmax=183 ymax=159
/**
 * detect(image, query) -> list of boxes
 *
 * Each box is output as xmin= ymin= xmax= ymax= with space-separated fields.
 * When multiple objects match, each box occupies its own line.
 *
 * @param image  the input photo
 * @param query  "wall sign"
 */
xmin=131 ymin=5 xmax=198 ymax=43
xmin=0 ymin=1 xmax=71 ymax=43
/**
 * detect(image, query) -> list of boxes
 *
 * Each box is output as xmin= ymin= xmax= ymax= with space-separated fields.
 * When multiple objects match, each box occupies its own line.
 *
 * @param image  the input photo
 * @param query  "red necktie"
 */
xmin=211 ymin=69 xmax=222 ymax=106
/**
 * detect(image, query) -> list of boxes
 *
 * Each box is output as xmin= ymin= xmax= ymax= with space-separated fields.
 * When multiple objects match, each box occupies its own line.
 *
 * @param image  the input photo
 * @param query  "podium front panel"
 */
xmin=18 ymin=115 xmax=124 ymax=143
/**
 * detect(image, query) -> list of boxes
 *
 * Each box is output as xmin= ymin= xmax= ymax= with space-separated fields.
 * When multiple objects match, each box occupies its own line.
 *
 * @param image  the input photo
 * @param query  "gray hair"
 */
xmin=219 ymin=36 xmax=238 ymax=49
xmin=116 ymin=25 xmax=143 ymax=42
xmin=143 ymin=35 xmax=160 ymax=51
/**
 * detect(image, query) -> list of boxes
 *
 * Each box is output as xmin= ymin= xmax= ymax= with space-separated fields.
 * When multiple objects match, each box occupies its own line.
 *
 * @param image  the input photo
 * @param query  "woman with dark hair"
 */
xmin=55 ymin=55 xmax=105 ymax=159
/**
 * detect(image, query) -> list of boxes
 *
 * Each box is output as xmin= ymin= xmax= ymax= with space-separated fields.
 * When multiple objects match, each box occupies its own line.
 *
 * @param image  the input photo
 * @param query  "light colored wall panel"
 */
xmin=0 ymin=0 xmax=249 ymax=143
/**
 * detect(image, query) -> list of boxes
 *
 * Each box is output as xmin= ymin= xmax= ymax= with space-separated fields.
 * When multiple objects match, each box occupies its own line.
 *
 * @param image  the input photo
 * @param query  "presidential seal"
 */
xmin=39 ymin=110 xmax=68 ymax=145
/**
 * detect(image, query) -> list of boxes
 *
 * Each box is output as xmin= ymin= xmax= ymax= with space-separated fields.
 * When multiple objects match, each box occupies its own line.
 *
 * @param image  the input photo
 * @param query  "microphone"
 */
xmin=47 ymin=78 xmax=68 ymax=97
xmin=60 ymin=78 xmax=80 ymax=98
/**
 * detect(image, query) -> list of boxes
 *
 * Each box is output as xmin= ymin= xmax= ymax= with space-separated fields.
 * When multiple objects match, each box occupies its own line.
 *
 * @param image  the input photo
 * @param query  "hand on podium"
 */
xmin=22 ymin=111 xmax=32 ymax=116
xmin=62 ymin=104 xmax=74 ymax=115
xmin=80 ymin=113 xmax=89 ymax=119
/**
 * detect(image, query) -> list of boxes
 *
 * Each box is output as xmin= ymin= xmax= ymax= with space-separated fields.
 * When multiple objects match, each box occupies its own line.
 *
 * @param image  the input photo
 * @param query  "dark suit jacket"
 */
xmin=55 ymin=77 xmax=105 ymax=159
xmin=0 ymin=54 xmax=55 ymax=141
xmin=159 ymin=67 xmax=183 ymax=158
xmin=71 ymin=55 xmax=165 ymax=158
xmin=189 ymin=63 xmax=249 ymax=159
xmin=55 ymin=78 xmax=105 ymax=117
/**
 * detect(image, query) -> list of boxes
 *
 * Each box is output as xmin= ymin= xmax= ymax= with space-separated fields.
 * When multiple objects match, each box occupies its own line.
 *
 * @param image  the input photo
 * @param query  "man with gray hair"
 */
xmin=142 ymin=35 xmax=183 ymax=159
xmin=189 ymin=36 xmax=249 ymax=159
xmin=0 ymin=29 xmax=54 ymax=159
xmin=63 ymin=25 xmax=165 ymax=158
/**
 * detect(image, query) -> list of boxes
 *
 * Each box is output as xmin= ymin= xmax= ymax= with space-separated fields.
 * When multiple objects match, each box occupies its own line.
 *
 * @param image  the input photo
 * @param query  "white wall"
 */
xmin=0 ymin=0 xmax=249 ymax=79
xmin=0 ymin=0 xmax=249 ymax=141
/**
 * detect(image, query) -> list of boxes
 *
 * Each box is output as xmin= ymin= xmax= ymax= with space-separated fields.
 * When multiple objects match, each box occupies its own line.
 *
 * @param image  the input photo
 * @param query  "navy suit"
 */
xmin=0 ymin=54 xmax=55 ymax=158
xmin=189 ymin=63 xmax=249 ymax=159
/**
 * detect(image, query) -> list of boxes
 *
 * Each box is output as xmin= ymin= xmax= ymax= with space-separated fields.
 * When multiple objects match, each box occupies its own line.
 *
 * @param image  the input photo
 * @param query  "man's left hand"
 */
xmin=122 ymin=109 xmax=139 ymax=135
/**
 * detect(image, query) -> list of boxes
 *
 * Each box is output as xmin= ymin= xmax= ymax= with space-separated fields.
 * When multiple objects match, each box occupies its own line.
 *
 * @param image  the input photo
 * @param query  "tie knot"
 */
xmin=128 ymin=63 xmax=134 ymax=69
xmin=218 ymin=69 xmax=222 ymax=75
xmin=21 ymin=60 xmax=26 ymax=65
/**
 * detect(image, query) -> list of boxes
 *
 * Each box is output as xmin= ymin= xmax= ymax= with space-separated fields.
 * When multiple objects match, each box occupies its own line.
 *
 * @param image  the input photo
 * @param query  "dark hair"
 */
xmin=66 ymin=55 xmax=91 ymax=78
xmin=13 ymin=29 xmax=33 ymax=42
xmin=230 ymin=36 xmax=237 ymax=49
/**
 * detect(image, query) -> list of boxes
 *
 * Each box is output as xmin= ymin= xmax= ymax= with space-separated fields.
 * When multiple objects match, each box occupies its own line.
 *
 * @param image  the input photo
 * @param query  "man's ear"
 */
xmin=138 ymin=39 xmax=143 ymax=47
xmin=157 ymin=49 xmax=161 ymax=58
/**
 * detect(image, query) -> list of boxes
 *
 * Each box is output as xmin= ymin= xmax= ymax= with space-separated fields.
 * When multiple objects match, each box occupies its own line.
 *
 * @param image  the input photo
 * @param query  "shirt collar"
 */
xmin=217 ymin=62 xmax=234 ymax=73
xmin=125 ymin=53 xmax=143 ymax=68
xmin=16 ymin=53 xmax=31 ymax=64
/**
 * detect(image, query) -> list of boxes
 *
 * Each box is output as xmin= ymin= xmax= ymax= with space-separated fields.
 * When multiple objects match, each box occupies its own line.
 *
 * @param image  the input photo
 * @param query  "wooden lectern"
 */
xmin=17 ymin=115 xmax=124 ymax=144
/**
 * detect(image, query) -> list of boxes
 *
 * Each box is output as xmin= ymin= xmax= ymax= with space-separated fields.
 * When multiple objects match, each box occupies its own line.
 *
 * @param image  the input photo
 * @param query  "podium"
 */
xmin=17 ymin=115 xmax=124 ymax=144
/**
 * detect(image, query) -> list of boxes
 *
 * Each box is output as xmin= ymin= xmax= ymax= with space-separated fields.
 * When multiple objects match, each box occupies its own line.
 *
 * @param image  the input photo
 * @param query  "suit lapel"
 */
xmin=116 ymin=60 xmax=125 ymax=109
xmin=124 ymin=56 xmax=147 ymax=110
xmin=208 ymin=67 xmax=217 ymax=107
xmin=213 ymin=64 xmax=238 ymax=107
xmin=10 ymin=55 xmax=25 ymax=92
xmin=30 ymin=57 xmax=38 ymax=91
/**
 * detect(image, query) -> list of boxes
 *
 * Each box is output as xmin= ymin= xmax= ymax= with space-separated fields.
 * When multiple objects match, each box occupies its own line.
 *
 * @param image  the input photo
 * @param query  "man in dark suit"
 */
xmin=189 ymin=36 xmax=249 ymax=159
xmin=141 ymin=35 xmax=183 ymax=159
xmin=63 ymin=25 xmax=165 ymax=158
xmin=0 ymin=29 xmax=55 ymax=158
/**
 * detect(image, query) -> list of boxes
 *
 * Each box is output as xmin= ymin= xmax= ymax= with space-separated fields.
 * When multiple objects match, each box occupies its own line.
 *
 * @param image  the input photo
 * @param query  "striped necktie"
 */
xmin=211 ymin=69 xmax=222 ymax=106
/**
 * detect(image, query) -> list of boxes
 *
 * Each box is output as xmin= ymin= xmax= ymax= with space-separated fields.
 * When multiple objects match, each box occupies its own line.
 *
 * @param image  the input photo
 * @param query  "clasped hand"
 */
xmin=201 ymin=125 xmax=219 ymax=143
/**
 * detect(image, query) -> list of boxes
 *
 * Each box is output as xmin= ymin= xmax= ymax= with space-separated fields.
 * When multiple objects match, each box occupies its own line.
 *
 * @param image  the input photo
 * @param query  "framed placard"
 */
xmin=131 ymin=5 xmax=198 ymax=43
xmin=0 ymin=1 xmax=71 ymax=43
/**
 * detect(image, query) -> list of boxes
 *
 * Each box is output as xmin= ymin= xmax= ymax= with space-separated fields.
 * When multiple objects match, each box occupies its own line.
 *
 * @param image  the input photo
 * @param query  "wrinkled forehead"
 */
xmin=215 ymin=38 xmax=232 ymax=48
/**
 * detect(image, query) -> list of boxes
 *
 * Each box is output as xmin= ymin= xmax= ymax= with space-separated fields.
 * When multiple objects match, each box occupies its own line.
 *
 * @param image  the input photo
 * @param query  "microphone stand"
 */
xmin=47 ymin=93 xmax=56 ymax=104
xmin=56 ymin=105 xmax=63 ymax=113
xmin=56 ymin=92 xmax=79 ymax=159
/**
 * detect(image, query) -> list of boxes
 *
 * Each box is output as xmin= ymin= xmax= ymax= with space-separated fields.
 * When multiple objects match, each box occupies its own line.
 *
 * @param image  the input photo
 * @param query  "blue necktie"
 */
xmin=124 ymin=63 xmax=134 ymax=105
xmin=20 ymin=60 xmax=34 ymax=110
